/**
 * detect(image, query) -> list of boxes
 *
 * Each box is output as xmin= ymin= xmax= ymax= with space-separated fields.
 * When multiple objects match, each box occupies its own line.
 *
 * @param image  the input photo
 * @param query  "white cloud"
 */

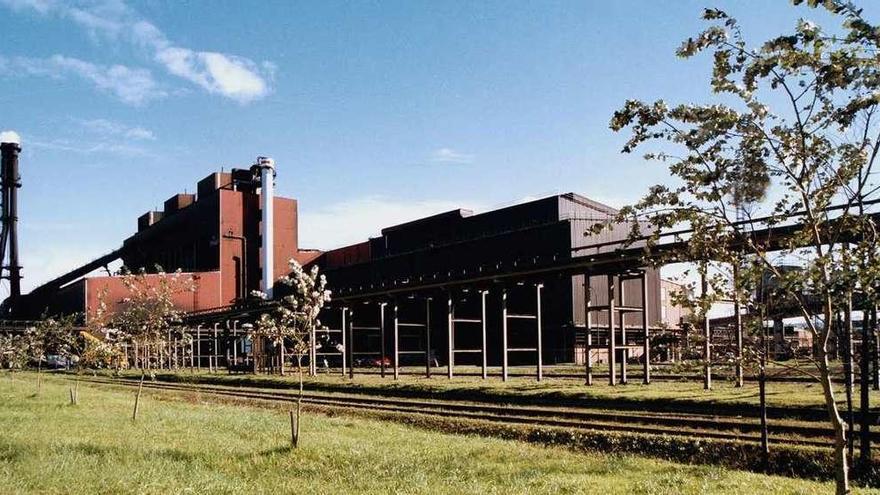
xmin=28 ymin=138 xmax=153 ymax=157
xmin=431 ymin=147 xmax=475 ymax=164
xmin=299 ymin=196 xmax=483 ymax=250
xmin=0 ymin=54 xmax=164 ymax=105
xmin=77 ymin=118 xmax=155 ymax=140
xmin=1 ymin=0 xmax=274 ymax=103
xmin=154 ymin=45 xmax=269 ymax=103
xmin=0 ymin=0 xmax=52 ymax=14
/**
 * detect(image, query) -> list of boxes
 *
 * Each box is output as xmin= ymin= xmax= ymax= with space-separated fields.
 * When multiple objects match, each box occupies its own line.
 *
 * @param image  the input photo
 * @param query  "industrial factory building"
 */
xmin=0 ymin=143 xmax=687 ymax=372
xmin=13 ymin=164 xmax=320 ymax=321
xmin=316 ymin=193 xmax=673 ymax=367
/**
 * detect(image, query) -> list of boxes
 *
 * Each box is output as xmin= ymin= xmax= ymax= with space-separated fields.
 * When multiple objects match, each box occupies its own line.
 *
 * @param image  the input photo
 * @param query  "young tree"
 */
xmin=252 ymin=259 xmax=331 ymax=448
xmin=112 ymin=266 xmax=195 ymax=421
xmin=607 ymin=2 xmax=880 ymax=492
xmin=0 ymin=333 xmax=27 ymax=372
xmin=26 ymin=313 xmax=79 ymax=398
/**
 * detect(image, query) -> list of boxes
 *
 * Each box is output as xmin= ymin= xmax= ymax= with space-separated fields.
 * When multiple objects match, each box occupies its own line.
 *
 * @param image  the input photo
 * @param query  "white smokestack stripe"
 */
xmin=258 ymin=156 xmax=275 ymax=298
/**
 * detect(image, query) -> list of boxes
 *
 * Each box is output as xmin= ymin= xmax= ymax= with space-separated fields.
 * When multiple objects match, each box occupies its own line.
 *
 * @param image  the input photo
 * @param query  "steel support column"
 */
xmin=619 ymin=280 xmax=627 ymax=385
xmin=585 ymin=274 xmax=593 ymax=386
xmin=341 ymin=307 xmax=348 ymax=377
xmin=481 ymin=290 xmax=488 ymax=380
xmin=536 ymin=284 xmax=543 ymax=382
xmin=502 ymin=288 xmax=509 ymax=382
xmin=733 ymin=265 xmax=744 ymax=388
xmin=393 ymin=303 xmax=400 ymax=380
xmin=425 ymin=299 xmax=432 ymax=378
xmin=640 ymin=271 xmax=650 ymax=385
xmin=348 ymin=308 xmax=355 ymax=379
xmin=379 ymin=302 xmax=387 ymax=378
xmin=607 ymin=274 xmax=617 ymax=386
xmin=447 ymin=295 xmax=454 ymax=379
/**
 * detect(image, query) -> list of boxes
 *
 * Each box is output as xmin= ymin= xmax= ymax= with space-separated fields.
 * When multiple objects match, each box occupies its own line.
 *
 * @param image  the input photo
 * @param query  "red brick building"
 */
xmin=15 ymin=169 xmax=320 ymax=322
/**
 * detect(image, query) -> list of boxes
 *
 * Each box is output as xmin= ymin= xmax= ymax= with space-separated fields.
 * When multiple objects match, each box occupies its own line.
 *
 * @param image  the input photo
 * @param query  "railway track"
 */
xmin=77 ymin=375 xmax=859 ymax=450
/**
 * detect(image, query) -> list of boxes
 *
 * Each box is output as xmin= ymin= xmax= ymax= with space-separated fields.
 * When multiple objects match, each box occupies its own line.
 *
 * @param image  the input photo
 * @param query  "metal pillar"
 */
xmin=873 ymin=305 xmax=879 ymax=391
xmin=348 ymin=309 xmax=355 ymax=379
xmin=341 ymin=307 xmax=348 ymax=377
xmin=585 ymin=274 xmax=593 ymax=386
xmin=393 ymin=303 xmax=400 ymax=380
xmin=232 ymin=321 xmax=239 ymax=367
xmin=425 ymin=299 xmax=432 ymax=378
xmin=308 ymin=323 xmax=316 ymax=376
xmin=619 ymin=279 xmax=627 ymax=385
xmin=380 ymin=302 xmax=387 ymax=378
xmin=701 ymin=272 xmax=711 ymax=390
xmin=196 ymin=325 xmax=202 ymax=370
xmin=481 ymin=290 xmax=488 ymax=380
xmin=447 ymin=295 xmax=454 ymax=379
xmin=607 ymin=274 xmax=617 ymax=386
xmin=536 ymin=284 xmax=543 ymax=382
xmin=213 ymin=323 xmax=220 ymax=372
xmin=502 ymin=288 xmax=509 ymax=382
xmin=860 ymin=307 xmax=872 ymax=470
xmin=640 ymin=271 xmax=650 ymax=385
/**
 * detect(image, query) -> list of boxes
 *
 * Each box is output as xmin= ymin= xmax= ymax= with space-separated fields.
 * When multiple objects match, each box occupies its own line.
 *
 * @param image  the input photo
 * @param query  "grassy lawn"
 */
xmin=128 ymin=366 xmax=880 ymax=411
xmin=0 ymin=373 xmax=869 ymax=494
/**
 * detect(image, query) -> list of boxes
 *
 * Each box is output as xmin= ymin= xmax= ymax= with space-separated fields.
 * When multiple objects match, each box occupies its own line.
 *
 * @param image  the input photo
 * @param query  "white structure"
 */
xmin=257 ymin=156 xmax=275 ymax=298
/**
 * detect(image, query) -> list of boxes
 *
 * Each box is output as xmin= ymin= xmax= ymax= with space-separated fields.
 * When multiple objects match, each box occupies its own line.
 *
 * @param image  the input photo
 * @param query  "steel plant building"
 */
xmin=9 ymin=161 xmax=685 ymax=376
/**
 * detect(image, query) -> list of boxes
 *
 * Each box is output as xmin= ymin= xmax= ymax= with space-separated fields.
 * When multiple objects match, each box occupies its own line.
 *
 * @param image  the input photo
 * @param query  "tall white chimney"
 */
xmin=257 ymin=156 xmax=275 ymax=298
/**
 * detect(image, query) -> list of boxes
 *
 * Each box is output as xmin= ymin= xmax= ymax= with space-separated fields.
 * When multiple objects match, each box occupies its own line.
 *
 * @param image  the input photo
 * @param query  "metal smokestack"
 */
xmin=257 ymin=157 xmax=275 ymax=298
xmin=0 ymin=131 xmax=22 ymax=305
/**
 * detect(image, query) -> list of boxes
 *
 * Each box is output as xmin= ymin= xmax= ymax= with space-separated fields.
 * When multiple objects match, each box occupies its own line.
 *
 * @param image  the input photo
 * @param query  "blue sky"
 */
xmin=0 ymin=0 xmax=877 ymax=292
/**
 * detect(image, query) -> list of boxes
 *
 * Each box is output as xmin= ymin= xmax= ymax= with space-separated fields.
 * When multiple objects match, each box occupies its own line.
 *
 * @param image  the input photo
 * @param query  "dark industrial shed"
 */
xmin=316 ymin=193 xmax=669 ymax=369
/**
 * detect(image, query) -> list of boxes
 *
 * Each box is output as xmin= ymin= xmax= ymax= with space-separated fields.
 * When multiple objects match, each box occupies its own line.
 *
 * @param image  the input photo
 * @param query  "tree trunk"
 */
xmin=292 ymin=356 xmax=304 ymax=448
xmin=289 ymin=409 xmax=298 ymax=448
xmin=821 ymin=303 xmax=851 ymax=495
xmin=132 ymin=370 xmax=145 ymax=422
xmin=280 ymin=342 xmax=285 ymax=376
xmin=36 ymin=360 xmax=41 ymax=395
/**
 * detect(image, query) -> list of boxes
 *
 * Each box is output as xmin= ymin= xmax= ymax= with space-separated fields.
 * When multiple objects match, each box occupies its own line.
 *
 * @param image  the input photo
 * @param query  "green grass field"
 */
xmin=0 ymin=372 xmax=874 ymax=494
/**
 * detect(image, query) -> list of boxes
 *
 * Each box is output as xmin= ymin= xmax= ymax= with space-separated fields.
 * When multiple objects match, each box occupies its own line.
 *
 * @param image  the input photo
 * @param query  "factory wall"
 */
xmin=83 ymin=271 xmax=223 ymax=324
